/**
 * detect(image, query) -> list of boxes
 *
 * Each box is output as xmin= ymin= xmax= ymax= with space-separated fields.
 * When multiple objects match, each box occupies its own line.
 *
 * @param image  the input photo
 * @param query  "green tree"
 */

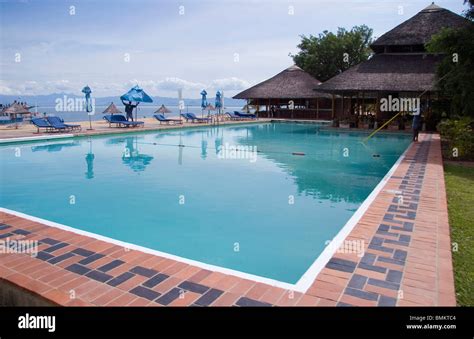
xmin=291 ymin=25 xmax=373 ymax=82
xmin=426 ymin=0 xmax=474 ymax=117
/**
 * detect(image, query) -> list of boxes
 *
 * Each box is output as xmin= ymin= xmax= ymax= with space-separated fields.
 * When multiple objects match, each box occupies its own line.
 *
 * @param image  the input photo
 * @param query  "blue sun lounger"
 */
xmin=226 ymin=112 xmax=242 ymax=120
xmin=103 ymin=114 xmax=144 ymax=128
xmin=47 ymin=116 xmax=82 ymax=131
xmin=31 ymin=118 xmax=54 ymax=133
xmin=154 ymin=114 xmax=182 ymax=125
xmin=184 ymin=112 xmax=211 ymax=123
xmin=234 ymin=111 xmax=257 ymax=119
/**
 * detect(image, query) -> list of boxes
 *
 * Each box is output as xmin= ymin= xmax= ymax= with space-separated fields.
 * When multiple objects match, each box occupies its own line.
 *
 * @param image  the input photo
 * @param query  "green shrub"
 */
xmin=437 ymin=118 xmax=474 ymax=160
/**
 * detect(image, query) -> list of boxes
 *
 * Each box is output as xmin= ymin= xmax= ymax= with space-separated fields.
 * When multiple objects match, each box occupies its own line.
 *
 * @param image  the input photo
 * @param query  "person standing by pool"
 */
xmin=122 ymin=100 xmax=138 ymax=121
xmin=412 ymin=103 xmax=422 ymax=142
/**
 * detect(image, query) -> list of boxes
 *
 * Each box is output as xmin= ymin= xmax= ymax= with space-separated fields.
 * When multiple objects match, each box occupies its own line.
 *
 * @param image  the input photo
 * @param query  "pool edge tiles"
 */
xmin=0 ymin=134 xmax=456 ymax=306
xmin=0 ymin=138 xmax=411 ymax=294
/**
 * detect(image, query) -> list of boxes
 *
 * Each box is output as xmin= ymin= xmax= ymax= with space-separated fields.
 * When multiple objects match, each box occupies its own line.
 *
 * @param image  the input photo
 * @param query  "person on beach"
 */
xmin=412 ymin=104 xmax=422 ymax=142
xmin=122 ymin=100 xmax=138 ymax=121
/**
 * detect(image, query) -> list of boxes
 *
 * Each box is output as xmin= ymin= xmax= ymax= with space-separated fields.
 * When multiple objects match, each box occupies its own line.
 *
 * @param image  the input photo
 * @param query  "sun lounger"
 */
xmin=47 ymin=116 xmax=82 ymax=131
xmin=226 ymin=112 xmax=242 ymax=120
xmin=184 ymin=112 xmax=211 ymax=123
xmin=103 ymin=114 xmax=144 ymax=128
xmin=31 ymin=118 xmax=53 ymax=133
xmin=234 ymin=111 xmax=257 ymax=119
xmin=153 ymin=114 xmax=182 ymax=125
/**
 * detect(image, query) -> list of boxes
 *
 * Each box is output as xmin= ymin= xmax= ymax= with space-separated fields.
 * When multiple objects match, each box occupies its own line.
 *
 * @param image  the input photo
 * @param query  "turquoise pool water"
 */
xmin=0 ymin=123 xmax=412 ymax=284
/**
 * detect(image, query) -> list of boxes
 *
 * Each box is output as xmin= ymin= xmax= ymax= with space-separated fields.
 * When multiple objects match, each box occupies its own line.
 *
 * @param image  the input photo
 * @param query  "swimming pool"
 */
xmin=0 ymin=123 xmax=412 ymax=289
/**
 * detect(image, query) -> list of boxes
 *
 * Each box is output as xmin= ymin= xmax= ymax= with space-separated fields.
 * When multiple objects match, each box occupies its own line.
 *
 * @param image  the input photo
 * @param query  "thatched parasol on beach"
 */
xmin=2 ymin=102 xmax=31 ymax=116
xmin=102 ymin=102 xmax=122 ymax=115
xmin=154 ymin=104 xmax=172 ymax=115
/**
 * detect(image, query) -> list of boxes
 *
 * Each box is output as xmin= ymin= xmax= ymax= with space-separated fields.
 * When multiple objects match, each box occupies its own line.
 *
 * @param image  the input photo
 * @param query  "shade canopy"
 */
xmin=155 ymin=104 xmax=172 ymax=114
xmin=215 ymin=91 xmax=223 ymax=108
xmin=102 ymin=102 xmax=122 ymax=114
xmin=1 ymin=103 xmax=31 ymax=115
xmin=120 ymin=85 xmax=153 ymax=103
xmin=200 ymin=90 xmax=208 ymax=109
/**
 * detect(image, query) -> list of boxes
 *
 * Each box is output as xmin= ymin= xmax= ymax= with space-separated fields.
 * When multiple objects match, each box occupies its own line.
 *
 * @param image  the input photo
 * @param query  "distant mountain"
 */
xmin=0 ymin=93 xmax=246 ymax=108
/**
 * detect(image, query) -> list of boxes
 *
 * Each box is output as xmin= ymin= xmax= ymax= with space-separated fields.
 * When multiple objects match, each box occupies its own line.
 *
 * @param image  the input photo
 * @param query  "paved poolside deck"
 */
xmin=0 ymin=117 xmax=265 ymax=141
xmin=0 ymin=133 xmax=456 ymax=306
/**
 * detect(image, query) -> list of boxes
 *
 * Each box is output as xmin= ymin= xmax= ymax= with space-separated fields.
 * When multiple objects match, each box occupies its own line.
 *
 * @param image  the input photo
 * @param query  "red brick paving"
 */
xmin=0 ymin=134 xmax=456 ymax=306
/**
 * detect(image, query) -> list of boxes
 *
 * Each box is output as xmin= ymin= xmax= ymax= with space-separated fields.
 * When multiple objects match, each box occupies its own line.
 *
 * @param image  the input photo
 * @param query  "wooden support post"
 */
xmin=316 ymin=98 xmax=319 ymax=120
xmin=331 ymin=94 xmax=335 ymax=119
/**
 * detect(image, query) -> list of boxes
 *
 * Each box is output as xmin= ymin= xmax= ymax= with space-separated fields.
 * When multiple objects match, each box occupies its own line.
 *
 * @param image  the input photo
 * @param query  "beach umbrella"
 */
xmin=200 ymin=89 xmax=208 ymax=118
xmin=155 ymin=104 xmax=172 ymax=115
xmin=120 ymin=85 xmax=153 ymax=103
xmin=121 ymin=85 xmax=153 ymax=121
xmin=205 ymin=103 xmax=215 ymax=118
xmin=102 ymin=102 xmax=122 ymax=115
xmin=2 ymin=103 xmax=31 ymax=129
xmin=215 ymin=91 xmax=223 ymax=113
xmin=82 ymin=85 xmax=93 ymax=130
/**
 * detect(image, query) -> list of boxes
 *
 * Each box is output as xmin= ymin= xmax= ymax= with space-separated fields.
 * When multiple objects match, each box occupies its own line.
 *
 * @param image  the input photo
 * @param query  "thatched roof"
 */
xmin=155 ymin=104 xmax=172 ymax=114
xmin=102 ymin=102 xmax=122 ymax=114
xmin=233 ymin=65 xmax=329 ymax=99
xmin=1 ymin=103 xmax=31 ymax=115
xmin=315 ymin=53 xmax=444 ymax=93
xmin=371 ymin=3 xmax=469 ymax=52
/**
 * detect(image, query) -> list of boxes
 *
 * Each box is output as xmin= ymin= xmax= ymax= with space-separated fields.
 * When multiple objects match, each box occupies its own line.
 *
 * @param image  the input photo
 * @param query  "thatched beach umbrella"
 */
xmin=2 ymin=103 xmax=31 ymax=129
xmin=205 ymin=103 xmax=215 ymax=117
xmin=155 ymin=104 xmax=172 ymax=115
xmin=102 ymin=102 xmax=122 ymax=115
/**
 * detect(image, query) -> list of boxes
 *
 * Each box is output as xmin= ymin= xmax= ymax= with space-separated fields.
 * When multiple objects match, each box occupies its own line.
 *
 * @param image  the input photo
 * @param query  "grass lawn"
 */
xmin=444 ymin=162 xmax=474 ymax=306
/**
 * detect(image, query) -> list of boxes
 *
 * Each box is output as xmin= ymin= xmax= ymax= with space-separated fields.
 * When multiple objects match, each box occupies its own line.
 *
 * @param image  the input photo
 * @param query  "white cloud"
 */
xmin=209 ymin=77 xmax=250 ymax=91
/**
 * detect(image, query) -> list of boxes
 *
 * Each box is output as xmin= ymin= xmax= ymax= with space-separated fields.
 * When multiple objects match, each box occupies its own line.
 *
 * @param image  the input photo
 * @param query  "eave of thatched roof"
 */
xmin=370 ymin=3 xmax=469 ymax=50
xmin=315 ymin=53 xmax=444 ymax=93
xmin=233 ymin=65 xmax=330 ymax=99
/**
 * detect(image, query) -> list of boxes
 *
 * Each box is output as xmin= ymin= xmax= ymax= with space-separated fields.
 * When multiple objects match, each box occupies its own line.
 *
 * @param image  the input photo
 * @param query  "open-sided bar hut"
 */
xmin=233 ymin=65 xmax=333 ymax=120
xmin=315 ymin=3 xmax=469 ymax=129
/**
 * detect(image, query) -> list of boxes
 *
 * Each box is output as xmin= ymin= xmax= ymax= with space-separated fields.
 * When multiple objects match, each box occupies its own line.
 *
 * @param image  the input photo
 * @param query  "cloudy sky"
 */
xmin=0 ymin=0 xmax=467 ymax=98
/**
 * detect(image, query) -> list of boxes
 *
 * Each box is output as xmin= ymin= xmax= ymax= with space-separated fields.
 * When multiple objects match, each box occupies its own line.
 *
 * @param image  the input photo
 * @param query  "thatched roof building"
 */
xmin=371 ymin=3 xmax=469 ymax=53
xmin=315 ymin=3 xmax=469 ymax=127
xmin=234 ymin=65 xmax=327 ymax=99
xmin=317 ymin=3 xmax=468 ymax=95
xmin=316 ymin=53 xmax=444 ymax=94
xmin=233 ymin=65 xmax=332 ymax=119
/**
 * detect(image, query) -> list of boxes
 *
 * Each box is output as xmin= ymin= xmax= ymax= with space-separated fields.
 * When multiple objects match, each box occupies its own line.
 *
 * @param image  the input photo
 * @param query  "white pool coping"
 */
xmin=0 ymin=141 xmax=411 ymax=293
xmin=0 ymin=134 xmax=74 ymax=144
